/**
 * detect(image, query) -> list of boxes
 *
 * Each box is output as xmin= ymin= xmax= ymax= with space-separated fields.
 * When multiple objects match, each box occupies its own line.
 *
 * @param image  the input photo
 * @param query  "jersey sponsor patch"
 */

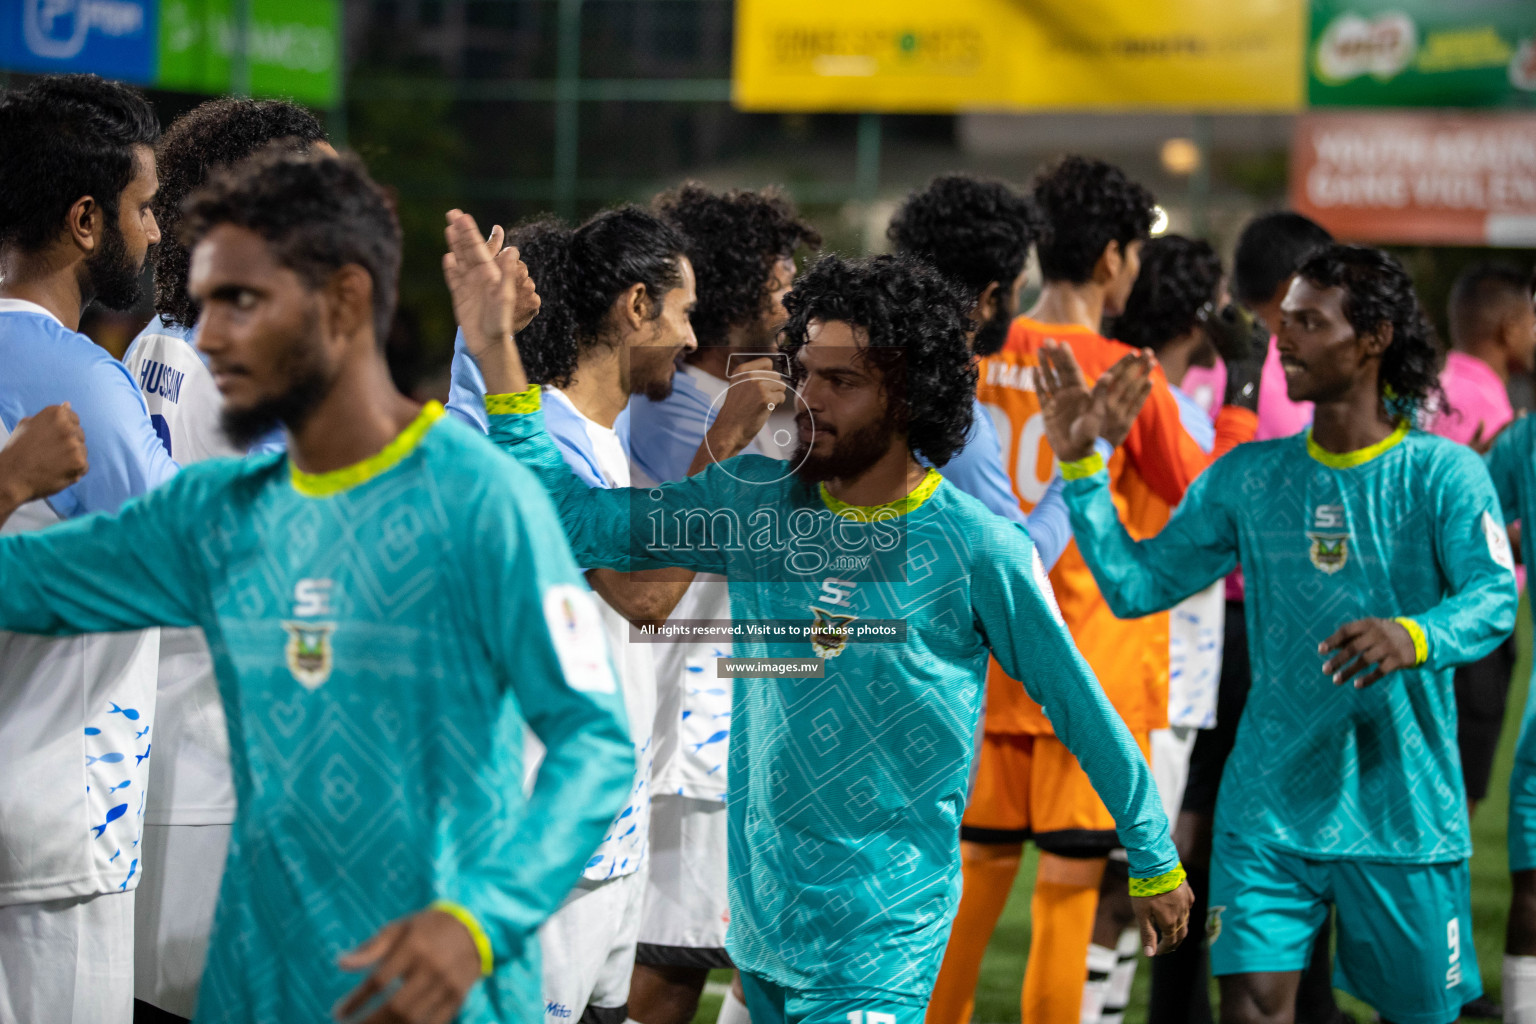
xmin=1484 ymin=510 xmax=1516 ymax=573
xmin=543 ymin=584 xmax=616 ymax=693
xmin=283 ymin=621 xmax=336 ymax=690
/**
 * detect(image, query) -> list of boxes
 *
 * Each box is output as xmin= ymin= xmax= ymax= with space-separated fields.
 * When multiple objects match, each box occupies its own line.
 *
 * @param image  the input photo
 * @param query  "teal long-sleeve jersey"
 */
xmin=0 ymin=405 xmax=633 ymax=1023
xmin=1486 ymin=417 xmax=1536 ymax=728
xmin=486 ymin=396 xmax=1178 ymax=1001
xmin=1064 ymin=423 xmax=1517 ymax=863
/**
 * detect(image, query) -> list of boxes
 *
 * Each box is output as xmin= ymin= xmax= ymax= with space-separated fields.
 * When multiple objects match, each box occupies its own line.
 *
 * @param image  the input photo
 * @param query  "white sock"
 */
xmin=1102 ymin=928 xmax=1140 ymax=1024
xmin=716 ymin=987 xmax=752 ymax=1024
xmin=1506 ymin=955 xmax=1536 ymax=1023
xmin=1081 ymin=942 xmax=1117 ymax=1024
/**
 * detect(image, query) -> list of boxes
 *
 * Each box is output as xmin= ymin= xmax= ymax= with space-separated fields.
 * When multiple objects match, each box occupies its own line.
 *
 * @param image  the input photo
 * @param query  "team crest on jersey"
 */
xmin=809 ymin=606 xmax=858 ymax=658
xmin=1307 ymin=534 xmax=1349 ymax=574
xmin=1307 ymin=504 xmax=1349 ymax=574
xmin=283 ymin=622 xmax=336 ymax=690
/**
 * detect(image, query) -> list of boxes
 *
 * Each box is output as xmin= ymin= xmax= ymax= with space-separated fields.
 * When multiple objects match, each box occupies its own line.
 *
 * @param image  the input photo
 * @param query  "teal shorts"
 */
xmin=1208 ymin=831 xmax=1478 ymax=1024
xmin=739 ymin=972 xmax=926 ymax=1024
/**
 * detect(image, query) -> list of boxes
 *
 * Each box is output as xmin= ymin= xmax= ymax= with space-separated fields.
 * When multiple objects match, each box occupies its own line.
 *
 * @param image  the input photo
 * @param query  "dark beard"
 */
xmin=219 ymin=345 xmax=334 ymax=450
xmin=86 ymin=220 xmax=145 ymax=311
xmin=639 ymin=370 xmax=676 ymax=401
xmin=792 ymin=412 xmax=896 ymax=484
xmin=972 ymin=306 xmax=1011 ymax=358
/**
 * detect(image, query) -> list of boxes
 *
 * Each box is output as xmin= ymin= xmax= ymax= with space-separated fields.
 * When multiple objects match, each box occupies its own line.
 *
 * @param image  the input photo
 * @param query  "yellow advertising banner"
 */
xmin=732 ymin=0 xmax=1307 ymax=113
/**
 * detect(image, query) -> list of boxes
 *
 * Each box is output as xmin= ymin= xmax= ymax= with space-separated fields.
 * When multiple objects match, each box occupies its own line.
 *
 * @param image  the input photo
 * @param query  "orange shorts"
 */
xmin=961 ymin=730 xmax=1152 ymax=857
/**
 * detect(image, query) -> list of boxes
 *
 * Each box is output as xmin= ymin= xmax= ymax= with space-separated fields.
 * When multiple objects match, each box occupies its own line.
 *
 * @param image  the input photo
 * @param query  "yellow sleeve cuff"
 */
xmin=1393 ymin=617 xmax=1429 ymax=667
xmin=1128 ymin=864 xmax=1187 ymax=898
xmin=484 ymin=386 xmax=542 ymax=415
xmin=1060 ymin=452 xmax=1106 ymax=481
xmin=431 ymin=900 xmax=494 ymax=976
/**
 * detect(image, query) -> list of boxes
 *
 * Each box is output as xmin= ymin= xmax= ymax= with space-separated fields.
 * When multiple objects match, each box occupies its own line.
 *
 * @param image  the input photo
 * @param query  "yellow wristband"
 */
xmin=431 ymin=900 xmax=494 ymax=976
xmin=1128 ymin=864 xmax=1187 ymax=898
xmin=484 ymin=386 xmax=542 ymax=415
xmin=1393 ymin=617 xmax=1428 ymax=667
xmin=1060 ymin=452 xmax=1106 ymax=481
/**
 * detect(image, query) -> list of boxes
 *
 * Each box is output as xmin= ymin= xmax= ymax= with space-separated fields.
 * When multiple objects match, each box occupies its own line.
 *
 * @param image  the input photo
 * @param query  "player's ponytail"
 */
xmin=515 ymin=206 xmax=687 ymax=388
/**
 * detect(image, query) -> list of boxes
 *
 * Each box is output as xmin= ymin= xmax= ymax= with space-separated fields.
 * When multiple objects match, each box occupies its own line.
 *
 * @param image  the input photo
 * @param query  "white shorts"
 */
xmin=635 ymin=794 xmax=730 ymax=967
xmin=0 ymin=889 xmax=134 ymax=1024
xmin=1150 ymin=725 xmax=1198 ymax=824
xmin=133 ymin=822 xmax=230 ymax=1018
xmin=540 ymin=867 xmax=647 ymax=1024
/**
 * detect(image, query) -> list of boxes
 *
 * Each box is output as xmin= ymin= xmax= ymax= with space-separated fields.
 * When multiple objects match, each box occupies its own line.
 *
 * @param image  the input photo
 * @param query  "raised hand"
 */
xmin=443 ymin=209 xmax=537 ymax=394
xmin=1092 ymin=349 xmax=1155 ymax=449
xmin=0 ymin=403 xmax=89 ymax=525
xmin=334 ymin=907 xmax=485 ymax=1024
xmin=1033 ymin=340 xmax=1101 ymax=463
xmin=1132 ymin=880 xmax=1193 ymax=957
xmin=1319 ymin=617 xmax=1419 ymax=689
xmin=692 ymin=357 xmax=789 ymax=473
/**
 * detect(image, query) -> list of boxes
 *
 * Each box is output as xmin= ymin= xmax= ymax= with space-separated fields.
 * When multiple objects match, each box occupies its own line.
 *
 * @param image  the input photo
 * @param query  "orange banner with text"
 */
xmin=1290 ymin=111 xmax=1536 ymax=245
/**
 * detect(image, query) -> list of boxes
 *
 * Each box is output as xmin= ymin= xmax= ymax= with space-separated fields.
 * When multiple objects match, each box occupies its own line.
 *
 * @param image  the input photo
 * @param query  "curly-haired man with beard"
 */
xmin=449 ymin=210 xmax=1194 ymax=1024
xmin=1050 ymin=243 xmax=1512 ymax=1024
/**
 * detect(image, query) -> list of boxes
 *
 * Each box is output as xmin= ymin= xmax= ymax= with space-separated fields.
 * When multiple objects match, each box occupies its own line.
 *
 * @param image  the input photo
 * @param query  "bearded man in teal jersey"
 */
xmin=0 ymin=150 xmax=635 ymax=1024
xmin=1042 ymin=244 xmax=1517 ymax=1024
xmin=443 ymin=211 xmax=1194 ymax=1024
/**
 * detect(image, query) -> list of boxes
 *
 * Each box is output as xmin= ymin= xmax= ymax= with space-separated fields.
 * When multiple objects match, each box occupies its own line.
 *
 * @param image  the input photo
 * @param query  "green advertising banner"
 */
xmin=159 ymin=0 xmax=340 ymax=105
xmin=1309 ymin=0 xmax=1536 ymax=108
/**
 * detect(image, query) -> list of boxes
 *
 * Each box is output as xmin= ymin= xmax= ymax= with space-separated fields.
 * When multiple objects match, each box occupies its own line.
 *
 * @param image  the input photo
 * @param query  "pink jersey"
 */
xmin=1426 ymin=351 xmax=1514 ymax=446
xmin=1181 ymin=335 xmax=1313 ymax=440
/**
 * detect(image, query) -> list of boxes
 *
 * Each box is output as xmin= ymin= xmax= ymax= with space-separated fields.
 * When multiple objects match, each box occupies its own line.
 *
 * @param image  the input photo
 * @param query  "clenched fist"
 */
xmin=0 ymin=403 xmax=88 ymax=524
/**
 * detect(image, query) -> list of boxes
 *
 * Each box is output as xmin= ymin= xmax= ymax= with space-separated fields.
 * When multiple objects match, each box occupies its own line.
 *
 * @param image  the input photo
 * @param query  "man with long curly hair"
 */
xmin=447 ymin=204 xmax=703 ymax=1024
xmin=1046 ymin=243 xmax=1514 ymax=1024
xmin=448 ymin=211 xmax=1194 ymax=1024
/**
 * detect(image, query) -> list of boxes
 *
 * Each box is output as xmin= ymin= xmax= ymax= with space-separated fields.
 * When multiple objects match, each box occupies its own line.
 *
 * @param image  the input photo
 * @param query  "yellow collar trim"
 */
xmin=1305 ymin=420 xmax=1410 ymax=470
xmin=819 ymin=467 xmax=943 ymax=519
xmin=290 ymin=402 xmax=445 ymax=498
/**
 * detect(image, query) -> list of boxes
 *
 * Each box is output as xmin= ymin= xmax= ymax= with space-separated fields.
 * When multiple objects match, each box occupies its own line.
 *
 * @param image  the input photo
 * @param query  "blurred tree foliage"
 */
xmin=346 ymin=81 xmax=464 ymax=373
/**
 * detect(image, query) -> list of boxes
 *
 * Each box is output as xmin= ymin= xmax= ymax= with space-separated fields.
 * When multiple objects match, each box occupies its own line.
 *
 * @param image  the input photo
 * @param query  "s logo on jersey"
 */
xmin=1307 ymin=504 xmax=1349 ymax=575
xmin=810 ymin=578 xmax=859 ymax=658
xmin=283 ymin=622 xmax=336 ymax=690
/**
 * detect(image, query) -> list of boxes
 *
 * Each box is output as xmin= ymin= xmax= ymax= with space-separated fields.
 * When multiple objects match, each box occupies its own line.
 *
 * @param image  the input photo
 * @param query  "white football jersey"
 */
xmin=121 ymin=317 xmax=237 ymax=824
xmin=525 ymin=388 xmax=655 ymax=881
xmin=0 ymin=301 xmax=167 ymax=902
